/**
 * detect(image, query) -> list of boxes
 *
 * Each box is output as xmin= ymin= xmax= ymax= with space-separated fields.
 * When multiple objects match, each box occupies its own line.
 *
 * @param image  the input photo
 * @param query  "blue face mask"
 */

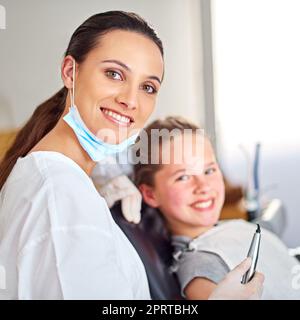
xmin=63 ymin=60 xmax=138 ymax=162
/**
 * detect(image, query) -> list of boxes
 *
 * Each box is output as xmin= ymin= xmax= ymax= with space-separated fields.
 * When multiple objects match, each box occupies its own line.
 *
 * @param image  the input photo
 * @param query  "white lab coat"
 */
xmin=0 ymin=151 xmax=150 ymax=300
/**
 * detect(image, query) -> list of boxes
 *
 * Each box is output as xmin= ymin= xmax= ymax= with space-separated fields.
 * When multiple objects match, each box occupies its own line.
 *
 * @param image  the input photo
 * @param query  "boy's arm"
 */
xmin=184 ymin=259 xmax=264 ymax=300
xmin=184 ymin=277 xmax=217 ymax=300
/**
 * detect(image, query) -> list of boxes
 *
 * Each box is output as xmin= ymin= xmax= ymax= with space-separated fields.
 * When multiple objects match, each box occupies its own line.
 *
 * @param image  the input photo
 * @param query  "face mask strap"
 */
xmin=70 ymin=59 xmax=75 ymax=106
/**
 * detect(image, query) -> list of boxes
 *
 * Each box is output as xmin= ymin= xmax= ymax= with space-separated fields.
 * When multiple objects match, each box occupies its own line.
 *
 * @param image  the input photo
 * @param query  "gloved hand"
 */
xmin=91 ymin=155 xmax=142 ymax=224
xmin=96 ymin=174 xmax=142 ymax=224
xmin=208 ymin=258 xmax=264 ymax=300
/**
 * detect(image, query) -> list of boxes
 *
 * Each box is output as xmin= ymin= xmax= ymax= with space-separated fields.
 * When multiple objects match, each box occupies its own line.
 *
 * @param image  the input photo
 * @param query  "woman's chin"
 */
xmin=95 ymin=125 xmax=138 ymax=145
xmin=94 ymin=130 xmax=126 ymax=144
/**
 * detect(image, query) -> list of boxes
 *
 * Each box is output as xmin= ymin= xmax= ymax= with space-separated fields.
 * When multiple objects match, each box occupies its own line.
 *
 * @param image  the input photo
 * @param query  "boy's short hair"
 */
xmin=133 ymin=116 xmax=203 ymax=187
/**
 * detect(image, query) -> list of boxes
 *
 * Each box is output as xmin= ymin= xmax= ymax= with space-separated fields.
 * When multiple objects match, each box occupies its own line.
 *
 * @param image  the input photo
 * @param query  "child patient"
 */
xmin=134 ymin=116 xmax=300 ymax=300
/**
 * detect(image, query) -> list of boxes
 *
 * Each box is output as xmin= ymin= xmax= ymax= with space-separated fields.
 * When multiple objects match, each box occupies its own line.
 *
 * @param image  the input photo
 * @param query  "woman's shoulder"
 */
xmin=28 ymin=151 xmax=87 ymax=176
xmin=2 ymin=151 xmax=99 ymax=207
xmin=11 ymin=151 xmax=90 ymax=186
xmin=1 ymin=151 xmax=113 ymax=246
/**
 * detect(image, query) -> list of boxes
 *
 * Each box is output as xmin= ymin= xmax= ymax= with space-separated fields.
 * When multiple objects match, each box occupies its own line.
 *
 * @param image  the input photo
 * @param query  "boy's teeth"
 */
xmin=194 ymin=200 xmax=213 ymax=209
xmin=103 ymin=109 xmax=130 ymax=123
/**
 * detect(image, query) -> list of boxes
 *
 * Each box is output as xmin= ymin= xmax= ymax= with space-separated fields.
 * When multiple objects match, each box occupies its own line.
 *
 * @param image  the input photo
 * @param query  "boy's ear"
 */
xmin=139 ymin=184 xmax=160 ymax=208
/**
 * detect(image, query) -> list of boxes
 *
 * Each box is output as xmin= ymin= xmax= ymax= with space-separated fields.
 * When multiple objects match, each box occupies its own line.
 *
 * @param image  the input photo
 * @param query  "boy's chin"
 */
xmin=200 ymin=216 xmax=219 ymax=227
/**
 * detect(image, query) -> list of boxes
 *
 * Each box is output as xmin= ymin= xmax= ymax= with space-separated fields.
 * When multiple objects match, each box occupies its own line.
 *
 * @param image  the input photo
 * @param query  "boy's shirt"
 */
xmin=171 ymin=219 xmax=300 ymax=299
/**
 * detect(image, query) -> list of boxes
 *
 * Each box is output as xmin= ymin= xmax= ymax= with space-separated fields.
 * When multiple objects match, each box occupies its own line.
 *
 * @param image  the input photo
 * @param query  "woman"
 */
xmin=0 ymin=11 xmax=263 ymax=299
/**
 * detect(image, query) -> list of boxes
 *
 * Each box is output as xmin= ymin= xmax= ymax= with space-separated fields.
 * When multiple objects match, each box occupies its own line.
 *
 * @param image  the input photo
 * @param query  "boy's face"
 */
xmin=143 ymin=134 xmax=225 ymax=237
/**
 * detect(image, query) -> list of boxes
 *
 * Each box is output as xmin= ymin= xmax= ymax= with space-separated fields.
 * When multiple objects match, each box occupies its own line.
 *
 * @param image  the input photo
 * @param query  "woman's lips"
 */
xmin=190 ymin=199 xmax=215 ymax=212
xmin=100 ymin=107 xmax=134 ymax=127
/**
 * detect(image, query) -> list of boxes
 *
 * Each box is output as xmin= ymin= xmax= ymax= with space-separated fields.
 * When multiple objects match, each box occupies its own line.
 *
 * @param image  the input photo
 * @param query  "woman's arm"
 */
xmin=184 ymin=277 xmax=217 ymax=300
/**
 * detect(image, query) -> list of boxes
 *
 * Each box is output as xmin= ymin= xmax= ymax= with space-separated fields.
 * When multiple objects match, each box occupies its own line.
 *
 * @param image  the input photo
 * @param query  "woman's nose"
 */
xmin=116 ymin=85 xmax=138 ymax=110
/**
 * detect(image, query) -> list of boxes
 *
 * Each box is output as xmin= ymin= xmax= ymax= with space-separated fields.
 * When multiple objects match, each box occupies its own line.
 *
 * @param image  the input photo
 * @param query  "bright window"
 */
xmin=212 ymin=0 xmax=300 ymax=246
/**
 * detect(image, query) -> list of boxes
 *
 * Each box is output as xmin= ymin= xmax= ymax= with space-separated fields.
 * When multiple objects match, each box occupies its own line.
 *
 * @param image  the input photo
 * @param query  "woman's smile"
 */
xmin=100 ymin=107 xmax=134 ymax=127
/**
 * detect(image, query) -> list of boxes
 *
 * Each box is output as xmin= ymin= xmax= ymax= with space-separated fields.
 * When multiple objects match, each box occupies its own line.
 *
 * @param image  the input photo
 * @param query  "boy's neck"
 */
xmin=172 ymin=225 xmax=215 ymax=239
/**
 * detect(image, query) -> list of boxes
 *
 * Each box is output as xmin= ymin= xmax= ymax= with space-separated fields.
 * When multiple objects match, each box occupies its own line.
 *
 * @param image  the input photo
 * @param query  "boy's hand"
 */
xmin=208 ymin=258 xmax=264 ymax=300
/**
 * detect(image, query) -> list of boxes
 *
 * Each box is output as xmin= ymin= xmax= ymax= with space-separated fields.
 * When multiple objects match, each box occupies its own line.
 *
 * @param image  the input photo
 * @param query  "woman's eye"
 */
xmin=106 ymin=70 xmax=122 ymax=80
xmin=142 ymin=84 xmax=157 ymax=94
xmin=205 ymin=167 xmax=216 ymax=175
xmin=176 ymin=175 xmax=190 ymax=182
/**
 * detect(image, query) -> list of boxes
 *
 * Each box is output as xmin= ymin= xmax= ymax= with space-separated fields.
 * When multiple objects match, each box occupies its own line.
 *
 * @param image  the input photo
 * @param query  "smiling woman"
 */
xmin=0 ymin=11 xmax=164 ymax=300
xmin=0 ymin=12 xmax=164 ymax=184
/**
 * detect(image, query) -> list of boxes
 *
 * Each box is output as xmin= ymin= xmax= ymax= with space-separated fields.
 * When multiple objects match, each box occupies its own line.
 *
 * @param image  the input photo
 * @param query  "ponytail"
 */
xmin=0 ymin=87 xmax=67 ymax=190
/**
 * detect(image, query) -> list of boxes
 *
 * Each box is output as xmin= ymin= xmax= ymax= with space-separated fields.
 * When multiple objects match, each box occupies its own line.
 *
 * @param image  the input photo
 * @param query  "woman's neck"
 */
xmin=29 ymin=118 xmax=96 ymax=176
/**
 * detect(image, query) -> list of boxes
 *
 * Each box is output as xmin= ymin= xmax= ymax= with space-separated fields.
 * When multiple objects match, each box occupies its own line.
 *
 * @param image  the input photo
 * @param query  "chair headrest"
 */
xmin=111 ymin=201 xmax=182 ymax=300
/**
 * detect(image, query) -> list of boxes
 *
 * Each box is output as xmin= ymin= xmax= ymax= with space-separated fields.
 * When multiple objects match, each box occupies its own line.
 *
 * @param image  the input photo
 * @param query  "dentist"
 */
xmin=0 ymin=11 xmax=263 ymax=299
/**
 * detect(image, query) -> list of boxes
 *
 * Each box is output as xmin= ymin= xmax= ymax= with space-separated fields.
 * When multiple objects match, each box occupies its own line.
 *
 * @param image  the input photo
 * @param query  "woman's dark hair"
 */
xmin=0 ymin=11 xmax=164 ymax=190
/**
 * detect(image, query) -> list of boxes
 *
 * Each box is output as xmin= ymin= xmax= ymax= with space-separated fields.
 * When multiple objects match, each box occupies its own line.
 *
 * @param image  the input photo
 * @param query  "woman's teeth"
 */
xmin=102 ymin=108 xmax=131 ymax=124
xmin=193 ymin=200 xmax=213 ymax=209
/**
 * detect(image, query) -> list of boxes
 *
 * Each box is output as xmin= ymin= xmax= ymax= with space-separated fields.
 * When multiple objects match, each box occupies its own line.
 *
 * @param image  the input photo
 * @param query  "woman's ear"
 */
xmin=139 ymin=184 xmax=160 ymax=208
xmin=61 ymin=55 xmax=76 ymax=89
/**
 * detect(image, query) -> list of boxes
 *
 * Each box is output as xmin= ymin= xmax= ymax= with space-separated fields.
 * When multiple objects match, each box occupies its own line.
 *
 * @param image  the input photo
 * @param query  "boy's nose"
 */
xmin=193 ymin=176 xmax=211 ymax=194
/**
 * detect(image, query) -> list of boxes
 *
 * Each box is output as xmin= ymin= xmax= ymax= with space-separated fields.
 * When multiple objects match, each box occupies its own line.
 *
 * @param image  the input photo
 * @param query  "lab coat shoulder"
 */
xmin=8 ymin=152 xmax=112 ymax=252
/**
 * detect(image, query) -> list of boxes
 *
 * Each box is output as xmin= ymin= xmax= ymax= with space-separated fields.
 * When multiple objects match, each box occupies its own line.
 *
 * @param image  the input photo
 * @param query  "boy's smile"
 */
xmin=141 ymin=133 xmax=225 ymax=238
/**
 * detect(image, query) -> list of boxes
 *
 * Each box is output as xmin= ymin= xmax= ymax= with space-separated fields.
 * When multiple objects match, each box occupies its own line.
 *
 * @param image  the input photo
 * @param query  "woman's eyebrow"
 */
xmin=102 ymin=59 xmax=130 ymax=71
xmin=147 ymin=75 xmax=161 ymax=85
xmin=101 ymin=59 xmax=162 ymax=84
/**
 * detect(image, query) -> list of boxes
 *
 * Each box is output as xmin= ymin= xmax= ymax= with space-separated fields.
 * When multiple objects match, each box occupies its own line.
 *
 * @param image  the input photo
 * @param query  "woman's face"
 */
xmin=64 ymin=30 xmax=164 ymax=143
xmin=144 ymin=135 xmax=225 ymax=237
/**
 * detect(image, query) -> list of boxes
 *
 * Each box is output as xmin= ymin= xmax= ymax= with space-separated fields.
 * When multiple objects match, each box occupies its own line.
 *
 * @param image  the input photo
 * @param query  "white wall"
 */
xmin=0 ymin=0 xmax=205 ymax=129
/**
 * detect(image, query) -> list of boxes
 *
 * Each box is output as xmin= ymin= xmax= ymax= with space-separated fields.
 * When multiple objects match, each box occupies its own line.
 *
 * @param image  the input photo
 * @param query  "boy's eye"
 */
xmin=205 ymin=167 xmax=216 ymax=175
xmin=176 ymin=175 xmax=190 ymax=182
xmin=106 ymin=70 xmax=122 ymax=80
xmin=142 ymin=84 xmax=157 ymax=94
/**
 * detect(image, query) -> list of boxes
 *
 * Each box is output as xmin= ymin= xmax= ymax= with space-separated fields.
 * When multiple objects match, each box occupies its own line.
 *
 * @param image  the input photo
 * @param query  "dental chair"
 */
xmin=111 ymin=198 xmax=300 ymax=300
xmin=110 ymin=201 xmax=183 ymax=300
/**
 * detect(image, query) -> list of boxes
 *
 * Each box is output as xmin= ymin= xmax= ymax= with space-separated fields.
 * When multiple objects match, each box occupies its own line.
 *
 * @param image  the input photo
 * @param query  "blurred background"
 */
xmin=0 ymin=0 xmax=299 ymax=247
